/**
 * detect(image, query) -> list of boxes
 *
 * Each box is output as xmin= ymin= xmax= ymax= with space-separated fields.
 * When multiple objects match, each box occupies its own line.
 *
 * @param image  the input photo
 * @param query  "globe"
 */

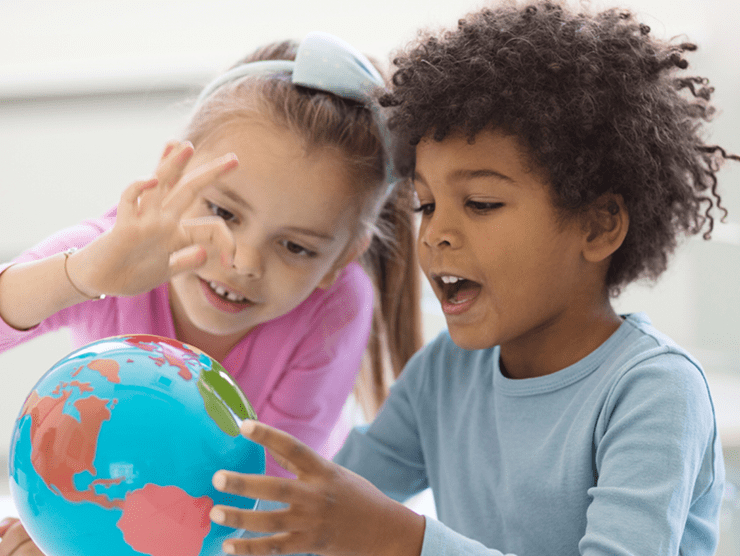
xmin=8 ymin=334 xmax=265 ymax=556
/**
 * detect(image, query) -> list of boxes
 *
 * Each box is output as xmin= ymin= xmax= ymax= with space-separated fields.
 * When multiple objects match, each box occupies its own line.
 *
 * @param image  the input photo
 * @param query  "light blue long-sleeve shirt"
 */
xmin=246 ymin=313 xmax=724 ymax=555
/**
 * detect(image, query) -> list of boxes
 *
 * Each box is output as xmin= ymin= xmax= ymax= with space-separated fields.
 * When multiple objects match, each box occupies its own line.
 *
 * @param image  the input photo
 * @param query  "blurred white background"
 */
xmin=0 ymin=0 xmax=739 ymax=552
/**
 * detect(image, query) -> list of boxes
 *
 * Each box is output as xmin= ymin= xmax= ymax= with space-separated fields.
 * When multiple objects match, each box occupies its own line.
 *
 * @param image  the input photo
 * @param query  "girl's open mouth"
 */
xmin=199 ymin=278 xmax=253 ymax=313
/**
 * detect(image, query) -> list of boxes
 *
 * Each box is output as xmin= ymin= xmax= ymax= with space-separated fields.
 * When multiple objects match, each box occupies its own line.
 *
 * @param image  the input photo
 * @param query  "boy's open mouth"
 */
xmin=435 ymin=275 xmax=482 ymax=305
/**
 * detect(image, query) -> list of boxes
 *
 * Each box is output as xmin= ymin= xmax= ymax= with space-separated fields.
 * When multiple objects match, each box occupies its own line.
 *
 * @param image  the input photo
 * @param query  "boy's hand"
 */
xmin=0 ymin=518 xmax=42 ymax=556
xmin=66 ymin=141 xmax=239 ymax=299
xmin=210 ymin=421 xmax=425 ymax=556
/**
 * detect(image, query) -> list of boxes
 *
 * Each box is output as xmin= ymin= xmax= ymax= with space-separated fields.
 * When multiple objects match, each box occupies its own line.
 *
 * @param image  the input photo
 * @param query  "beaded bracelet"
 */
xmin=63 ymin=248 xmax=106 ymax=300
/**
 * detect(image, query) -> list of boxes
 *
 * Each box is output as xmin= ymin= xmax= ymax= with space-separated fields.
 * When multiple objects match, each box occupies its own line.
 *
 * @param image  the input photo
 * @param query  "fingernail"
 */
xmin=210 ymin=508 xmax=225 ymax=523
xmin=220 ymin=154 xmax=239 ymax=171
xmin=0 ymin=516 xmax=14 ymax=528
xmin=178 ymin=143 xmax=194 ymax=162
xmin=223 ymin=542 xmax=236 ymax=554
xmin=241 ymin=420 xmax=256 ymax=435
xmin=213 ymin=472 xmax=226 ymax=490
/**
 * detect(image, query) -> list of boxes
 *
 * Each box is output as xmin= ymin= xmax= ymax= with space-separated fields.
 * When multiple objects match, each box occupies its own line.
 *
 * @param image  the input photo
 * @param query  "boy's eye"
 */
xmin=281 ymin=240 xmax=316 ymax=258
xmin=207 ymin=201 xmax=236 ymax=222
xmin=467 ymin=200 xmax=504 ymax=213
xmin=412 ymin=203 xmax=435 ymax=216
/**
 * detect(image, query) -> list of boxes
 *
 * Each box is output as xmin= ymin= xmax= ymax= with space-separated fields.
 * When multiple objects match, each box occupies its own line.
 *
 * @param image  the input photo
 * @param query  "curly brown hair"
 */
xmin=380 ymin=0 xmax=739 ymax=295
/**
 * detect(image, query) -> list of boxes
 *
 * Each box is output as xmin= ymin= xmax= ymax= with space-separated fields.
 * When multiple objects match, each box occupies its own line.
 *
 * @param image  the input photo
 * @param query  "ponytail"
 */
xmin=356 ymin=184 xmax=423 ymax=419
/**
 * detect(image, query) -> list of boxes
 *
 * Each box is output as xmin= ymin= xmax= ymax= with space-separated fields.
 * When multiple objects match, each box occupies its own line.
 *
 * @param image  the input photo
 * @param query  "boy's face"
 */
xmin=413 ymin=130 xmax=595 ymax=356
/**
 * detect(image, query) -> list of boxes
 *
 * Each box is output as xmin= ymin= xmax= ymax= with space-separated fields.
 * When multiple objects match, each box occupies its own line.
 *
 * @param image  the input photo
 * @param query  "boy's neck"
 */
xmin=499 ymin=301 xmax=623 ymax=380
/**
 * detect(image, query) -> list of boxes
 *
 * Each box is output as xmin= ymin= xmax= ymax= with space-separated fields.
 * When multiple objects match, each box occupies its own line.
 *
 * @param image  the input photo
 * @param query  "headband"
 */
xmin=195 ymin=32 xmax=399 ymax=203
xmin=196 ymin=31 xmax=385 ymax=106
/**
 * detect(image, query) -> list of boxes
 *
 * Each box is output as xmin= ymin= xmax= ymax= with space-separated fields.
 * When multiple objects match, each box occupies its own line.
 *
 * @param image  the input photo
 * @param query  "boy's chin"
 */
xmin=445 ymin=325 xmax=497 ymax=351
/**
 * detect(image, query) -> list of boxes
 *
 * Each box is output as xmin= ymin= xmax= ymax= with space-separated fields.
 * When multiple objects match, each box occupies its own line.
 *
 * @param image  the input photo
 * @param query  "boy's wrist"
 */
xmin=374 ymin=501 xmax=425 ymax=556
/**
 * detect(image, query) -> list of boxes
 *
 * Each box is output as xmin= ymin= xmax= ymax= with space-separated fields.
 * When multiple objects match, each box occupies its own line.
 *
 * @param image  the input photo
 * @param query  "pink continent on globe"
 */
xmin=117 ymin=483 xmax=213 ymax=556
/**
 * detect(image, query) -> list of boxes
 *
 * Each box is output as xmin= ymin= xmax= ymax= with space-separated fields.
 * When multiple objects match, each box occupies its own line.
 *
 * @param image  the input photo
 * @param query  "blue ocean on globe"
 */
xmin=8 ymin=334 xmax=265 ymax=556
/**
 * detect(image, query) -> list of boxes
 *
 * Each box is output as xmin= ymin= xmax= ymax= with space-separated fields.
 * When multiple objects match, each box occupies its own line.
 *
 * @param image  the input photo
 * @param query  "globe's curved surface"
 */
xmin=8 ymin=334 xmax=265 ymax=556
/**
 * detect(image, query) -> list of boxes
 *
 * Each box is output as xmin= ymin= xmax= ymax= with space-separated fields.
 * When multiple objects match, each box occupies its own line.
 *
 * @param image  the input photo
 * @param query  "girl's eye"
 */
xmin=412 ymin=203 xmax=435 ymax=216
xmin=207 ymin=201 xmax=236 ymax=222
xmin=281 ymin=240 xmax=316 ymax=258
xmin=467 ymin=200 xmax=504 ymax=213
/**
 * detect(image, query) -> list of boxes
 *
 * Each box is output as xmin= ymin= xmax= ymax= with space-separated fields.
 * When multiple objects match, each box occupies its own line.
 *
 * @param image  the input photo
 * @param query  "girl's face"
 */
xmin=414 ymin=130 xmax=609 ymax=376
xmin=169 ymin=115 xmax=361 ymax=346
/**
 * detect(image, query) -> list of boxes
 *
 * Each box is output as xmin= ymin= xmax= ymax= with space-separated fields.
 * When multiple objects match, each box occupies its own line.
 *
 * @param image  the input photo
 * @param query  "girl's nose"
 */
xmin=232 ymin=244 xmax=263 ymax=278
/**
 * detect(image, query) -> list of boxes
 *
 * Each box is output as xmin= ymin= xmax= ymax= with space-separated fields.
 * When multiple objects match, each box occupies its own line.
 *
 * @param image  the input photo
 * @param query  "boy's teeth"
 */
xmin=441 ymin=276 xmax=462 ymax=284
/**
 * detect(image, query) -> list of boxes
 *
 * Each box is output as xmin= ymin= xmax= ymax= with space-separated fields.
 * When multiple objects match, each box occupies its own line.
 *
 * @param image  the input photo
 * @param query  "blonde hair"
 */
xmin=184 ymin=40 xmax=422 ymax=418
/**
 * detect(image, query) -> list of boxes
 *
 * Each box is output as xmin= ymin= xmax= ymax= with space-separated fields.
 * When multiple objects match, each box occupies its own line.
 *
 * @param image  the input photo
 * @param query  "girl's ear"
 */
xmin=317 ymin=231 xmax=373 ymax=290
xmin=582 ymin=194 xmax=629 ymax=263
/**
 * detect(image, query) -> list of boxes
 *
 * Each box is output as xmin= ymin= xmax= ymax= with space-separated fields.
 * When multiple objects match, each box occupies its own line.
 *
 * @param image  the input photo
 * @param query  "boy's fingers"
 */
xmin=162 ymin=153 xmax=238 ymax=215
xmin=211 ymin=505 xmax=301 ymax=533
xmin=239 ymin=421 xmax=323 ymax=476
xmin=212 ymin=472 xmax=302 ymax=504
xmin=224 ymin=532 xmax=301 ymax=556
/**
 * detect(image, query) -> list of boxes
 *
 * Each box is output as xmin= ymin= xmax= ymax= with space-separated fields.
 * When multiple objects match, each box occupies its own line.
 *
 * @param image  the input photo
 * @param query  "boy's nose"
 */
xmin=420 ymin=212 xmax=461 ymax=250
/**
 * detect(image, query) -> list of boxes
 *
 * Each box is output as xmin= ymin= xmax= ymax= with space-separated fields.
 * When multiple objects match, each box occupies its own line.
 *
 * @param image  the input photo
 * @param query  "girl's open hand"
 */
xmin=210 ymin=421 xmax=425 ymax=556
xmin=0 ymin=518 xmax=42 ymax=556
xmin=66 ymin=141 xmax=239 ymax=299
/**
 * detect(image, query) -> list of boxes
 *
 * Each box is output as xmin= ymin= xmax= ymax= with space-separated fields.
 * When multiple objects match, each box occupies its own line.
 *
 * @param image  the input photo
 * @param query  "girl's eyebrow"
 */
xmin=284 ymin=226 xmax=336 ymax=242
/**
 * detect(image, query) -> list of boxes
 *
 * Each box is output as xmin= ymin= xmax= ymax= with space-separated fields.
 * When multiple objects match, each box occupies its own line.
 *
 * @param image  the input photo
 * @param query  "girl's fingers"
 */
xmin=160 ymin=139 xmax=182 ymax=161
xmin=239 ymin=421 xmax=323 ymax=477
xmin=180 ymin=216 xmax=235 ymax=268
xmin=168 ymin=244 xmax=207 ymax=276
xmin=163 ymin=153 xmax=238 ymax=215
xmin=118 ymin=177 xmax=159 ymax=219
xmin=152 ymin=141 xmax=195 ymax=194
xmin=0 ymin=519 xmax=36 ymax=556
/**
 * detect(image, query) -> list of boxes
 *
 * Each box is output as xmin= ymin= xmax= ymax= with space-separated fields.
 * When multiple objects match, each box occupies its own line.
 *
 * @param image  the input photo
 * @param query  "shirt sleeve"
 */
xmin=0 ymin=208 xmax=117 ymax=352
xmin=580 ymin=350 xmax=722 ymax=555
xmin=257 ymin=264 xmax=374 ymax=476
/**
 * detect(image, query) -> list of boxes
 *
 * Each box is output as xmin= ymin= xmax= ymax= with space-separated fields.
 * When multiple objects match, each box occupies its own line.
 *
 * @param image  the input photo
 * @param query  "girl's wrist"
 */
xmin=62 ymin=248 xmax=106 ymax=301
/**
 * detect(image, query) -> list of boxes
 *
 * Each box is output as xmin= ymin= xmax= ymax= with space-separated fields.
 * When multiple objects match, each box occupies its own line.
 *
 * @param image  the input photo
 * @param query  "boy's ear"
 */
xmin=317 ymin=231 xmax=373 ymax=290
xmin=582 ymin=194 xmax=629 ymax=263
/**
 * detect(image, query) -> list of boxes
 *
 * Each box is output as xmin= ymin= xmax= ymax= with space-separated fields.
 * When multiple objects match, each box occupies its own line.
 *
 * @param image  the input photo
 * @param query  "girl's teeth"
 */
xmin=208 ymin=281 xmax=247 ymax=303
xmin=441 ymin=276 xmax=462 ymax=284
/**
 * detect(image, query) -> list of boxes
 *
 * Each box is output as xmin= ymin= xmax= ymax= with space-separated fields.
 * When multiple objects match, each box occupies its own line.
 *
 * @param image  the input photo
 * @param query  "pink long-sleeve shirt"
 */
xmin=0 ymin=207 xmax=374 ymax=477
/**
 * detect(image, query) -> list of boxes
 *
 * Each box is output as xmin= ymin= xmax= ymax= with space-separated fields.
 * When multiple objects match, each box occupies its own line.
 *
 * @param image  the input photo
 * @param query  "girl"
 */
xmin=0 ymin=31 xmax=422 ymax=551
xmin=179 ymin=3 xmax=733 ymax=556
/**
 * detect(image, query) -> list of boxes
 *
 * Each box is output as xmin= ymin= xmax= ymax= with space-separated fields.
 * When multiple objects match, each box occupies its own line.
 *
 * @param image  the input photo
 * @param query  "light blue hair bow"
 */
xmin=195 ymin=32 xmax=400 ymax=202
xmin=196 ymin=31 xmax=384 ymax=106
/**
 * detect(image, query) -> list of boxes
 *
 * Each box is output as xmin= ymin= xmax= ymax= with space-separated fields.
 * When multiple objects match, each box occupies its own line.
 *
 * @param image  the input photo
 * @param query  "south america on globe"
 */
xmin=8 ymin=334 xmax=265 ymax=556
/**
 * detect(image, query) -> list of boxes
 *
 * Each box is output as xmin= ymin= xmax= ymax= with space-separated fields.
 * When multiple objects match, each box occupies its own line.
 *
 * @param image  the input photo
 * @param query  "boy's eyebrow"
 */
xmin=450 ymin=168 xmax=516 ymax=183
xmin=413 ymin=168 xmax=516 ymax=184
xmin=218 ymin=185 xmax=336 ymax=242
